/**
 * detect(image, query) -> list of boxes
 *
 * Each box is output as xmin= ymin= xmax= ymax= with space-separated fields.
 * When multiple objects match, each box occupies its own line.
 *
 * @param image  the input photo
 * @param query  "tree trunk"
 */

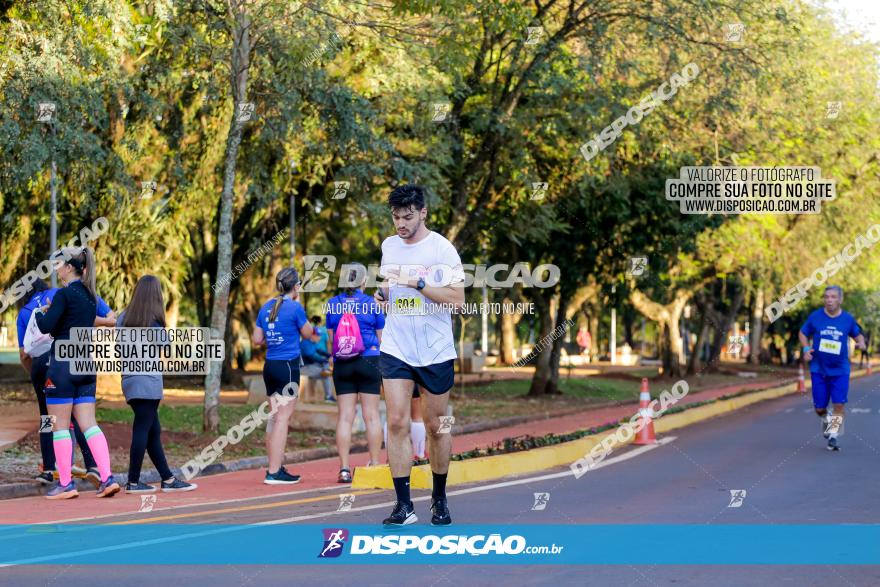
xmin=166 ymin=295 xmax=180 ymax=328
xmin=204 ymin=3 xmax=251 ymax=433
xmin=527 ymin=293 xmax=554 ymax=396
xmin=748 ymin=289 xmax=764 ymax=365
xmin=707 ymin=287 xmax=745 ymax=371
xmin=630 ymin=287 xmax=695 ymax=379
xmin=546 ymin=296 xmax=570 ymax=394
xmin=687 ymin=310 xmax=710 ymax=375
xmin=500 ymin=295 xmax=521 ymax=364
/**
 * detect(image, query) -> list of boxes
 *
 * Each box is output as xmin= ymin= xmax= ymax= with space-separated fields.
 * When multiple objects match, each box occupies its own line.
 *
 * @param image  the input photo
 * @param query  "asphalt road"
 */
xmin=3 ymin=373 xmax=880 ymax=586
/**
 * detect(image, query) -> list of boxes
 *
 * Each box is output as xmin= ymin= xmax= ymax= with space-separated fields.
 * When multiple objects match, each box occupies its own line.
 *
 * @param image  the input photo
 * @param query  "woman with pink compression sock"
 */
xmin=36 ymin=246 xmax=120 ymax=499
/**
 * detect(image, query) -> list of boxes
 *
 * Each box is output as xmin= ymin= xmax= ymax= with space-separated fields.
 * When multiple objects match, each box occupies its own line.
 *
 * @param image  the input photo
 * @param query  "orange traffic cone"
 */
xmin=633 ymin=378 xmax=657 ymax=445
xmin=797 ymin=363 xmax=806 ymax=393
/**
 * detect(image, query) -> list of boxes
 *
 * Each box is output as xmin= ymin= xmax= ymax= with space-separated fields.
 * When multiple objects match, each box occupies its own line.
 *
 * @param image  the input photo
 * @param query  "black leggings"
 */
xmin=127 ymin=399 xmax=173 ymax=483
xmin=31 ymin=353 xmax=96 ymax=471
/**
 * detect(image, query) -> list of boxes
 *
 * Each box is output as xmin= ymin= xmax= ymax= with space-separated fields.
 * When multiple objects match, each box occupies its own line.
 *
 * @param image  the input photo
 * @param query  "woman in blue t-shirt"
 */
xmin=253 ymin=267 xmax=313 ymax=485
xmin=326 ymin=263 xmax=385 ymax=483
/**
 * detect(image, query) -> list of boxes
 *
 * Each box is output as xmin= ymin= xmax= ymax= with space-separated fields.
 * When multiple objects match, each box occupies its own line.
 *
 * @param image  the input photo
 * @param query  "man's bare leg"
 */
xmin=421 ymin=386 xmax=453 ymax=525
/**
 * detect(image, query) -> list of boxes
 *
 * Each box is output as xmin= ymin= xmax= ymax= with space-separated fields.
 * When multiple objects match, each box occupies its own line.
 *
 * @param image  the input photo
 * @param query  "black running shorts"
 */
xmin=378 ymin=352 xmax=454 ymax=395
xmin=332 ymin=355 xmax=381 ymax=395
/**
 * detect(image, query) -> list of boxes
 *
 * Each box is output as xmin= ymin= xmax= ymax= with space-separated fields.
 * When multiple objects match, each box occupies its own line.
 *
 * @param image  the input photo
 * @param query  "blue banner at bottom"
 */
xmin=0 ymin=524 xmax=877 ymax=565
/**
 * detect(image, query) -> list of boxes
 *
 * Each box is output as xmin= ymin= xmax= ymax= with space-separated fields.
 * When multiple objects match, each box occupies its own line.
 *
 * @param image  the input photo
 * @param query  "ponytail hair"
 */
xmin=60 ymin=246 xmax=97 ymax=298
xmin=269 ymin=267 xmax=300 ymax=322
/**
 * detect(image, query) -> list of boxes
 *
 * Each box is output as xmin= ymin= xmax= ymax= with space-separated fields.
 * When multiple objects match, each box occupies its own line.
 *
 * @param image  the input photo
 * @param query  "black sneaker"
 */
xmin=430 ymin=497 xmax=452 ymax=526
xmin=35 ymin=471 xmax=54 ymax=485
xmin=827 ymin=437 xmax=840 ymax=451
xmin=383 ymin=500 xmax=417 ymax=527
xmin=264 ymin=466 xmax=301 ymax=485
xmin=125 ymin=481 xmax=157 ymax=494
xmin=161 ymin=477 xmax=197 ymax=492
xmin=85 ymin=467 xmax=102 ymax=489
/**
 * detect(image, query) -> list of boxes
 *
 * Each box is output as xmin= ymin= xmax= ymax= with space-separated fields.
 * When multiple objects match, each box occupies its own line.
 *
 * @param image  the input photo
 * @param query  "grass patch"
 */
xmin=460 ymin=377 xmax=641 ymax=403
xmin=97 ymin=404 xmax=261 ymax=435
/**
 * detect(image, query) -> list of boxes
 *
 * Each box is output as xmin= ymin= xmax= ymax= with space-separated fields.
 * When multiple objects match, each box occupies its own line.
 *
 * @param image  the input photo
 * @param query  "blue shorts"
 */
xmin=263 ymin=359 xmax=300 ymax=396
xmin=44 ymin=355 xmax=97 ymax=405
xmin=810 ymin=372 xmax=849 ymax=408
xmin=379 ymin=352 xmax=454 ymax=395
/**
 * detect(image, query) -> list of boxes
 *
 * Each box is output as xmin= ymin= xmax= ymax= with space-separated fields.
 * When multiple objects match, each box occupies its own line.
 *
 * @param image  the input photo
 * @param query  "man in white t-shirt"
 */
xmin=374 ymin=184 xmax=465 ymax=527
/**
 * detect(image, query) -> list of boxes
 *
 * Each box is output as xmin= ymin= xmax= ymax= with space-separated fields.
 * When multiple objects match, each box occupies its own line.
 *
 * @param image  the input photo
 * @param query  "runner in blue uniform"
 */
xmin=799 ymin=286 xmax=866 ymax=451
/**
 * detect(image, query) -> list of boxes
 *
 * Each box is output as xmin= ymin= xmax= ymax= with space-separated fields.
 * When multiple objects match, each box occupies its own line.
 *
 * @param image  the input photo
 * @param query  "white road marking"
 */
xmin=258 ymin=436 xmax=677 ymax=525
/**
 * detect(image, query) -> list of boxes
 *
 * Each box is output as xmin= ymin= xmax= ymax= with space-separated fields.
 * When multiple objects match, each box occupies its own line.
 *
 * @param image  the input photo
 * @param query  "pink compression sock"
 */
xmin=83 ymin=426 xmax=112 ymax=482
xmin=52 ymin=430 xmax=73 ymax=486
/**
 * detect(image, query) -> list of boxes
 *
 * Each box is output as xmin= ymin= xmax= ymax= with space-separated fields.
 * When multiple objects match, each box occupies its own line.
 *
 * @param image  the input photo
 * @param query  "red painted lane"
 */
xmin=0 ymin=379 xmax=786 ymax=524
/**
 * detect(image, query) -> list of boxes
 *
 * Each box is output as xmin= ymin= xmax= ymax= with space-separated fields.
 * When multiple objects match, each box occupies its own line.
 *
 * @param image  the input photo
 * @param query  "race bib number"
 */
xmin=818 ymin=339 xmax=842 ymax=355
xmin=393 ymin=296 xmax=426 ymax=316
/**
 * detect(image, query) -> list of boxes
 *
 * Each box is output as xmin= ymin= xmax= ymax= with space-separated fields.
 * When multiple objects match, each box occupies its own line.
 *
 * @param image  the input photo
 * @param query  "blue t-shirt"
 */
xmin=801 ymin=309 xmax=862 ymax=376
xmin=256 ymin=297 xmax=308 ymax=361
xmin=16 ymin=288 xmax=113 ymax=348
xmin=325 ymin=289 xmax=386 ymax=357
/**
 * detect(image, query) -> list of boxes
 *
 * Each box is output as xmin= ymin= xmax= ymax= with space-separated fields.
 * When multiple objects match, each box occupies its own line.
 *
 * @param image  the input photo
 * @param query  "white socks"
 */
xmin=410 ymin=421 xmax=426 ymax=459
xmin=383 ymin=421 xmax=427 ymax=459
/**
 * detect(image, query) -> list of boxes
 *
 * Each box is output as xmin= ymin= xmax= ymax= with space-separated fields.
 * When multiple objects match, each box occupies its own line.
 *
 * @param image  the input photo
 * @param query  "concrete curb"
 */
xmin=351 ymin=371 xmax=860 ymax=489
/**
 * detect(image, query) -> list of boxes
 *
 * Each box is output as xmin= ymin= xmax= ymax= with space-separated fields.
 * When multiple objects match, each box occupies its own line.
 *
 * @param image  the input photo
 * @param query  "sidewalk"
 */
xmin=0 ymin=376 xmax=789 ymax=523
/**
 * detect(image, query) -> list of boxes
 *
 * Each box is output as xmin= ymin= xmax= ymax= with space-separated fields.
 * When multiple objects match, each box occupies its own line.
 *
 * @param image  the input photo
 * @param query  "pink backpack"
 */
xmin=333 ymin=312 xmax=365 ymax=360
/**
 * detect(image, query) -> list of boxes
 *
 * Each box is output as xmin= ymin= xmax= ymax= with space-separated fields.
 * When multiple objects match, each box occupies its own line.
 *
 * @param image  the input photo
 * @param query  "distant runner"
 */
xmin=799 ymin=285 xmax=866 ymax=451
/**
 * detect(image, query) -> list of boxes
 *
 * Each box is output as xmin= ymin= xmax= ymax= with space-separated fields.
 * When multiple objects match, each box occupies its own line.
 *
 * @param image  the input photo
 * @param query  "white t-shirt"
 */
xmin=379 ymin=231 xmax=465 ymax=366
